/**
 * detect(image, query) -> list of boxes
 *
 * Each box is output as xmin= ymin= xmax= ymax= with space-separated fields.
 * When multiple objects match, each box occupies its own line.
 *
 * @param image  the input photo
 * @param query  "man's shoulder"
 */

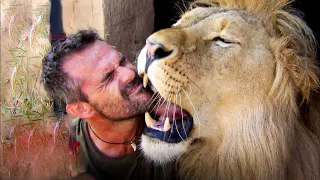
xmin=65 ymin=116 xmax=89 ymax=178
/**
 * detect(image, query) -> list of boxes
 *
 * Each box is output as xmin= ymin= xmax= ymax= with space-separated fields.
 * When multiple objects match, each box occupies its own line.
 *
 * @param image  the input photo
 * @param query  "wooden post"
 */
xmin=62 ymin=0 xmax=105 ymax=39
xmin=62 ymin=0 xmax=154 ymax=62
xmin=103 ymin=0 xmax=154 ymax=62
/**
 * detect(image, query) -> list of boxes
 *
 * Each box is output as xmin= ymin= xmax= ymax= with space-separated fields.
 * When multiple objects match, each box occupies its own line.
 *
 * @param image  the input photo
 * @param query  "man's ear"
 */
xmin=66 ymin=102 xmax=95 ymax=119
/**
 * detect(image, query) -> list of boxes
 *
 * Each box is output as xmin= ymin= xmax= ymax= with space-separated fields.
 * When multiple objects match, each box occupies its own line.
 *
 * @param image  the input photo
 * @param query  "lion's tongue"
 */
xmin=145 ymin=102 xmax=184 ymax=131
xmin=143 ymin=100 xmax=193 ymax=143
xmin=155 ymin=103 xmax=184 ymax=120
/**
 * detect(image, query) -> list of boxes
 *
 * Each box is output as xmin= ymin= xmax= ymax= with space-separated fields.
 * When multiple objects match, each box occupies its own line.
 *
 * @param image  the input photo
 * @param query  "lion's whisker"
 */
xmin=182 ymin=87 xmax=201 ymax=138
xmin=147 ymin=92 xmax=159 ymax=105
xmin=151 ymin=87 xmax=172 ymax=113
xmin=153 ymin=91 xmax=170 ymax=116
xmin=163 ymin=78 xmax=176 ymax=141
xmin=150 ymin=95 xmax=165 ymax=115
xmin=188 ymin=79 xmax=212 ymax=105
xmin=174 ymin=75 xmax=188 ymax=139
xmin=188 ymin=82 xmax=192 ymax=97
xmin=165 ymin=94 xmax=172 ymax=120
xmin=178 ymin=85 xmax=188 ymax=138
xmin=172 ymin=93 xmax=186 ymax=142
xmin=165 ymin=75 xmax=185 ymax=142
xmin=163 ymin=93 xmax=172 ymax=142
xmin=147 ymin=92 xmax=161 ymax=109
xmin=164 ymin=78 xmax=175 ymax=119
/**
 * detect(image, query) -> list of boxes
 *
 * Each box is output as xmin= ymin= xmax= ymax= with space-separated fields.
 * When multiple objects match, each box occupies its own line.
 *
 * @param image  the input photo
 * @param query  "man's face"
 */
xmin=63 ymin=40 xmax=153 ymax=120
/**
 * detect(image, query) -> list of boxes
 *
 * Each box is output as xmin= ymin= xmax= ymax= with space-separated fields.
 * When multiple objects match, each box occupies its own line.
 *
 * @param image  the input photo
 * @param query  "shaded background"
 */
xmin=292 ymin=0 xmax=319 ymax=58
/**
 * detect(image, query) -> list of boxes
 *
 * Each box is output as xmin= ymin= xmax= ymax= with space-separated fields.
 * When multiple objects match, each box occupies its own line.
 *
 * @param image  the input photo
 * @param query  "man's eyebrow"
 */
xmin=120 ymin=56 xmax=126 ymax=64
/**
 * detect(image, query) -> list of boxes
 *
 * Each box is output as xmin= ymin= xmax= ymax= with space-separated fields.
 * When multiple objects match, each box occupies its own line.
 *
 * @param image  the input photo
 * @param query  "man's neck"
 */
xmin=86 ymin=114 xmax=143 ymax=158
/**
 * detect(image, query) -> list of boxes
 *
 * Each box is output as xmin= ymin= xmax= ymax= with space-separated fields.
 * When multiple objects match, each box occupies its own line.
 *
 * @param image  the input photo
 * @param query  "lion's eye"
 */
xmin=212 ymin=37 xmax=232 ymax=47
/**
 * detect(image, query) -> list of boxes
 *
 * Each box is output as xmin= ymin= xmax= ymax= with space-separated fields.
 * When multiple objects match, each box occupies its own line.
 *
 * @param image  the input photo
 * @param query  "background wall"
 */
xmin=103 ymin=0 xmax=154 ymax=63
xmin=61 ymin=0 xmax=105 ymax=38
xmin=61 ymin=0 xmax=154 ymax=62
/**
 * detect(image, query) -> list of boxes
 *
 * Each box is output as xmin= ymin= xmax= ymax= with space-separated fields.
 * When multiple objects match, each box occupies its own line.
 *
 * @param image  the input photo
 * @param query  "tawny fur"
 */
xmin=138 ymin=0 xmax=320 ymax=179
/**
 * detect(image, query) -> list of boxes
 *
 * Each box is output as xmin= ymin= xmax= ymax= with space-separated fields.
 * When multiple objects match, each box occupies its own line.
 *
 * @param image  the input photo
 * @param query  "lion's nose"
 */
xmin=146 ymin=40 xmax=172 ymax=61
xmin=145 ymin=40 xmax=172 ymax=73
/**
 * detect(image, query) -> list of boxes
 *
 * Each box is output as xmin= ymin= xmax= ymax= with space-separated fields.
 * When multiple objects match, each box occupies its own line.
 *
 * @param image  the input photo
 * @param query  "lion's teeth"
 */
xmin=162 ymin=117 xmax=171 ymax=132
xmin=143 ymin=73 xmax=148 ymax=88
xmin=145 ymin=112 xmax=157 ymax=127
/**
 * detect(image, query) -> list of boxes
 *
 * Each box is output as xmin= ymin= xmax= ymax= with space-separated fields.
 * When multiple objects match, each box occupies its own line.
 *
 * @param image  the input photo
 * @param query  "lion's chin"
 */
xmin=140 ymin=135 xmax=189 ymax=164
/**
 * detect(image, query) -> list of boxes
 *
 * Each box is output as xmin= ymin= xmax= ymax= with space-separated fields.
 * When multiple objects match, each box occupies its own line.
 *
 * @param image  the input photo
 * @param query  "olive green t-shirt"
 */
xmin=74 ymin=119 xmax=178 ymax=180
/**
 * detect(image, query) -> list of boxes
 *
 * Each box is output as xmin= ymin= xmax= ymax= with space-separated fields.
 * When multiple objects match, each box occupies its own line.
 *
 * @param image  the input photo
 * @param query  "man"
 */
xmin=41 ymin=30 xmax=177 ymax=180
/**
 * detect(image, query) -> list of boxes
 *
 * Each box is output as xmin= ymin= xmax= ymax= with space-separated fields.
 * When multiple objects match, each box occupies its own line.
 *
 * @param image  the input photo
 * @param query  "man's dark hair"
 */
xmin=41 ymin=29 xmax=102 ymax=106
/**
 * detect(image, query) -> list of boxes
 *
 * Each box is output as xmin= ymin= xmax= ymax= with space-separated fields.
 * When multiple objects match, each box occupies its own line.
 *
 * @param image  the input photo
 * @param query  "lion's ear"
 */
xmin=271 ymin=37 xmax=320 ymax=102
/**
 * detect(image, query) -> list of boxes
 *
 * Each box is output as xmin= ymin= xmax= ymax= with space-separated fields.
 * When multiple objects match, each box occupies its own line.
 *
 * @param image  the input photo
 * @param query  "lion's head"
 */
xmin=137 ymin=0 xmax=320 ymax=179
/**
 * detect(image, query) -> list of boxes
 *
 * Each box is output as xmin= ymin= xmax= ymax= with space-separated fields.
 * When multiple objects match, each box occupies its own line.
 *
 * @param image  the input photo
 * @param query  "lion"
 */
xmin=137 ymin=0 xmax=320 ymax=179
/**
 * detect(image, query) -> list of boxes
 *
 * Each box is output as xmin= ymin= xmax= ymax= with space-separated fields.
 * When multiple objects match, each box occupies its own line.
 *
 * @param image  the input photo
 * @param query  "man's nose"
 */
xmin=115 ymin=66 xmax=135 ymax=84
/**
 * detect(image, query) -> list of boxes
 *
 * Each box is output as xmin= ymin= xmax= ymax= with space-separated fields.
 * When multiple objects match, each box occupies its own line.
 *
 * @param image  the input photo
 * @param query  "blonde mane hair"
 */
xmin=177 ymin=0 xmax=320 ymax=179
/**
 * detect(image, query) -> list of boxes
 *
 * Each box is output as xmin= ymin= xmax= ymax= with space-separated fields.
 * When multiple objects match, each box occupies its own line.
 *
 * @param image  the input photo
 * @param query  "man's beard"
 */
xmin=94 ymin=101 xmax=149 ymax=121
xmin=93 ymin=74 xmax=153 ymax=121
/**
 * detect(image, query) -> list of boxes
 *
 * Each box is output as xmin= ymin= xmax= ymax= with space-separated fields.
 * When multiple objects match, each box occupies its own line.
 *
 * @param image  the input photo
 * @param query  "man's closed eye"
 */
xmin=102 ymin=71 xmax=114 ymax=83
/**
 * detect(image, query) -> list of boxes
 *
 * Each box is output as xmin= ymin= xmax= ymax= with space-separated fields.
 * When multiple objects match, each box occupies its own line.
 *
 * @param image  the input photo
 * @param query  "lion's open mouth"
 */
xmin=143 ymin=75 xmax=194 ymax=143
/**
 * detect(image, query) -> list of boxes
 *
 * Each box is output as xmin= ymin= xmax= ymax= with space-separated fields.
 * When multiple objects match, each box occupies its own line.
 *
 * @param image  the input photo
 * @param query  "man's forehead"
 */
xmin=68 ymin=40 xmax=109 ymax=61
xmin=61 ymin=40 xmax=114 ymax=80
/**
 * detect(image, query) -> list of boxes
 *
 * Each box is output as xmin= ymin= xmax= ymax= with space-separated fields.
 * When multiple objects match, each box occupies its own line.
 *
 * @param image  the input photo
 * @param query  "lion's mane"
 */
xmin=176 ymin=0 xmax=320 ymax=179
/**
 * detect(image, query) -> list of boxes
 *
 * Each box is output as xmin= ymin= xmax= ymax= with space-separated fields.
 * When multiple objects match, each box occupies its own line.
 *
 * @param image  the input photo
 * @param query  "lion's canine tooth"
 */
xmin=145 ymin=112 xmax=157 ymax=127
xmin=143 ymin=73 xmax=148 ymax=88
xmin=163 ymin=117 xmax=171 ymax=132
